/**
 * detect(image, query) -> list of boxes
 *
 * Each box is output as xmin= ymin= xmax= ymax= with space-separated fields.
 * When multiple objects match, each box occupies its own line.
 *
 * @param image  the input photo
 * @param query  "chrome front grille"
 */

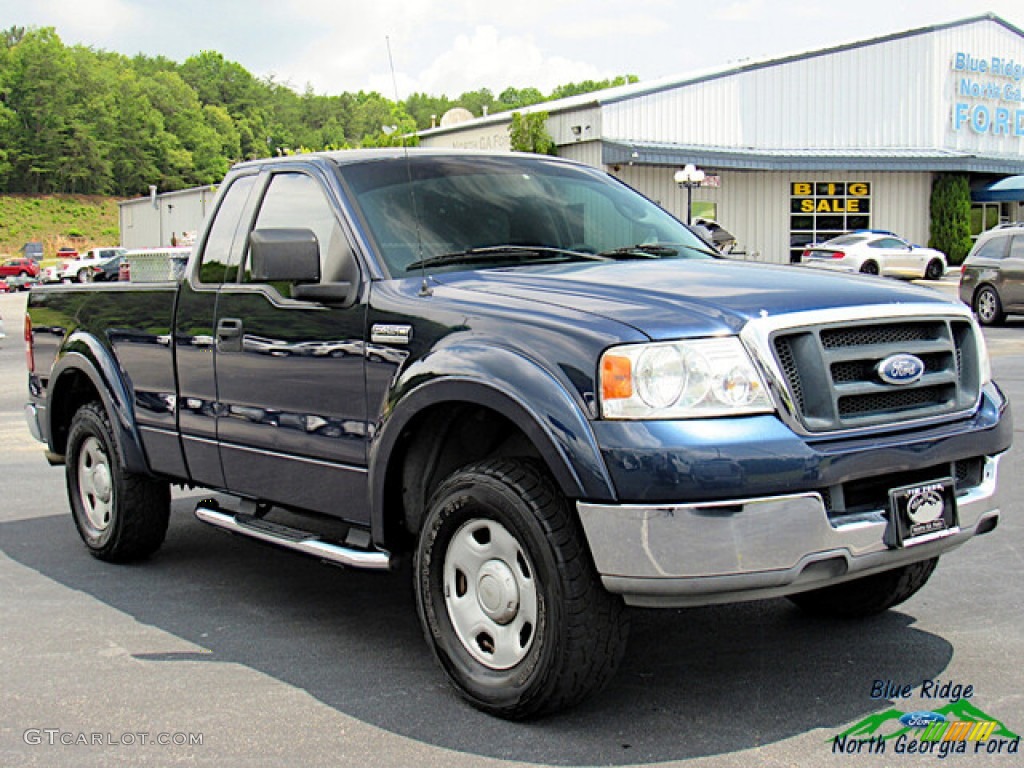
xmin=770 ymin=315 xmax=981 ymax=433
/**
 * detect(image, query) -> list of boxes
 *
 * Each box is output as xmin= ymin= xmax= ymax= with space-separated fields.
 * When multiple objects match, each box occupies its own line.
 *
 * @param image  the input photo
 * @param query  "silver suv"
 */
xmin=959 ymin=223 xmax=1024 ymax=325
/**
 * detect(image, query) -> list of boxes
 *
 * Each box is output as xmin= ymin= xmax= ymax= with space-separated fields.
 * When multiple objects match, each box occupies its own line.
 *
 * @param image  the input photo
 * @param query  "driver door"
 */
xmin=212 ymin=168 xmax=370 ymax=522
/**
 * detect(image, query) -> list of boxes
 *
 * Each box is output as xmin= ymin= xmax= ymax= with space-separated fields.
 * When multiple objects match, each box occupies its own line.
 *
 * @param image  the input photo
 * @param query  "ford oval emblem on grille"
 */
xmin=877 ymin=354 xmax=925 ymax=385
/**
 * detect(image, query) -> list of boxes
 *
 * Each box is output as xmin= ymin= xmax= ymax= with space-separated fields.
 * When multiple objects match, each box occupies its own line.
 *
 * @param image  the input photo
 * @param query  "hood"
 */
xmin=437 ymin=259 xmax=955 ymax=340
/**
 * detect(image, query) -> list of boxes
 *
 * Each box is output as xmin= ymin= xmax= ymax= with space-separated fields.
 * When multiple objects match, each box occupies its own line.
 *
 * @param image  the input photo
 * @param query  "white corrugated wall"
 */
xmin=601 ymin=18 xmax=1024 ymax=153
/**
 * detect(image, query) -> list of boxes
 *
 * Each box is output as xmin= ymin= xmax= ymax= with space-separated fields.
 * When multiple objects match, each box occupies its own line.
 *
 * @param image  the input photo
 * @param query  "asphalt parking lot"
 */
xmin=1 ymin=284 xmax=1022 ymax=768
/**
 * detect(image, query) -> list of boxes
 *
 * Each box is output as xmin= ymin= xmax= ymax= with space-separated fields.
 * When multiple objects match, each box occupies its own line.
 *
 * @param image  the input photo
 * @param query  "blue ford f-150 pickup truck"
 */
xmin=25 ymin=150 xmax=1012 ymax=718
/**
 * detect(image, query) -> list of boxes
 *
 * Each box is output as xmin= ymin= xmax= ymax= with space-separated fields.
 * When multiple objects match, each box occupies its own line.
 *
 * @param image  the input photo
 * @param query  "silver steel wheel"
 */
xmin=77 ymin=435 xmax=114 ymax=531
xmin=976 ymin=287 xmax=1000 ymax=324
xmin=443 ymin=518 xmax=538 ymax=670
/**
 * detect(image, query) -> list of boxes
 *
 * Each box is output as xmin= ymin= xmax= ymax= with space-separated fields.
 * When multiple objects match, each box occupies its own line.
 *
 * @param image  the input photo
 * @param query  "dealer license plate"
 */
xmin=887 ymin=478 xmax=958 ymax=548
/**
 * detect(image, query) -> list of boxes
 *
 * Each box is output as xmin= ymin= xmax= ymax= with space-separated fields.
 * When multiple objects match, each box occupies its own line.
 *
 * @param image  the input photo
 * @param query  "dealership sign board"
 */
xmin=952 ymin=52 xmax=1024 ymax=136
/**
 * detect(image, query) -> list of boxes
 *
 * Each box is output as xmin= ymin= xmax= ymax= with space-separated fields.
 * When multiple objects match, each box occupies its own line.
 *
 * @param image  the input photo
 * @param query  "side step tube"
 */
xmin=195 ymin=501 xmax=392 ymax=570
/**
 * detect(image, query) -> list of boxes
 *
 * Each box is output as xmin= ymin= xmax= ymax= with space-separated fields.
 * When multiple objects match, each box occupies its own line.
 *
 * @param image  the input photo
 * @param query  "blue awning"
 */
xmin=973 ymin=175 xmax=1024 ymax=202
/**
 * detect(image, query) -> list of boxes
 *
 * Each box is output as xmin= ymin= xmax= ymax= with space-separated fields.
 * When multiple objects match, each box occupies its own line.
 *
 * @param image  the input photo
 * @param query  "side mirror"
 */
xmin=249 ymin=229 xmax=320 ymax=283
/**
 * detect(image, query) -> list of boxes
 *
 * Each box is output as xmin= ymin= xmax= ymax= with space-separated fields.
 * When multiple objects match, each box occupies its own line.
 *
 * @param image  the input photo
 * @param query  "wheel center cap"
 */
xmin=477 ymin=559 xmax=519 ymax=624
xmin=92 ymin=464 xmax=112 ymax=503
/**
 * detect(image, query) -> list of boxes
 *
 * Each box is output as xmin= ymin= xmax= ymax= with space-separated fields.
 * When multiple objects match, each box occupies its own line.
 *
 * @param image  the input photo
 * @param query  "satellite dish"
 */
xmin=439 ymin=107 xmax=474 ymax=127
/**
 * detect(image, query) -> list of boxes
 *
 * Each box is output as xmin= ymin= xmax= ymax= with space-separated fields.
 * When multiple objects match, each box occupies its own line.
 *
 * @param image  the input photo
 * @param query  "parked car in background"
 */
xmin=88 ymin=249 xmax=128 ymax=282
xmin=21 ymin=242 xmax=44 ymax=261
xmin=959 ymin=223 xmax=1024 ymax=326
xmin=800 ymin=233 xmax=947 ymax=279
xmin=40 ymin=261 xmax=68 ymax=283
xmin=40 ymin=248 xmax=81 ymax=283
xmin=59 ymin=247 xmax=126 ymax=283
xmin=0 ymin=257 xmax=41 ymax=279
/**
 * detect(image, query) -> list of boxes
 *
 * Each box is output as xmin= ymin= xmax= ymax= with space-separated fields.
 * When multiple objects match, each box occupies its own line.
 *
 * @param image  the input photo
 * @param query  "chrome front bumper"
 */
xmin=24 ymin=402 xmax=44 ymax=443
xmin=577 ymin=456 xmax=1001 ymax=607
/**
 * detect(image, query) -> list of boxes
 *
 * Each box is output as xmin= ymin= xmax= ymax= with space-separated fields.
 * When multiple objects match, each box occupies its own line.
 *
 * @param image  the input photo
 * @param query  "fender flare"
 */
xmin=47 ymin=333 xmax=150 ymax=475
xmin=368 ymin=343 xmax=616 ymax=543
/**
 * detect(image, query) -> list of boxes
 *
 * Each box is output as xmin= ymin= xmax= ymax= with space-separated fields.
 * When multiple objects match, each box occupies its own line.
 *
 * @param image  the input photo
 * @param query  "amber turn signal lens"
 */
xmin=601 ymin=355 xmax=633 ymax=400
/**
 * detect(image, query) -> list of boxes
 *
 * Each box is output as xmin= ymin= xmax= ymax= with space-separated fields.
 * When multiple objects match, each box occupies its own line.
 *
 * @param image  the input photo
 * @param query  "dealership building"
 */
xmin=418 ymin=13 xmax=1024 ymax=263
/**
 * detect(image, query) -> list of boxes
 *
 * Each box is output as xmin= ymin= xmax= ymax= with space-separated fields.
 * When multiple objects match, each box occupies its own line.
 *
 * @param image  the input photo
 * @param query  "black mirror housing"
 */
xmin=249 ymin=229 xmax=320 ymax=283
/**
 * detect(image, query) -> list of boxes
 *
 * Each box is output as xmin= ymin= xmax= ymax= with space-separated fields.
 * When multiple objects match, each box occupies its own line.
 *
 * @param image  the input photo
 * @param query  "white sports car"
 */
xmin=800 ymin=233 xmax=947 ymax=280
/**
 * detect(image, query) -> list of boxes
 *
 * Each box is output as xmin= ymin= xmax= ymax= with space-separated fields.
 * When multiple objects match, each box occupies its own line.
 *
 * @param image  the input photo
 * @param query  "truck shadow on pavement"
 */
xmin=2 ymin=499 xmax=955 ymax=765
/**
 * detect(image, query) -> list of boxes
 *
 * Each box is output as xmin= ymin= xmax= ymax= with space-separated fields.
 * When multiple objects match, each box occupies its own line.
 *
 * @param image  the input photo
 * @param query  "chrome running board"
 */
xmin=194 ymin=500 xmax=392 ymax=570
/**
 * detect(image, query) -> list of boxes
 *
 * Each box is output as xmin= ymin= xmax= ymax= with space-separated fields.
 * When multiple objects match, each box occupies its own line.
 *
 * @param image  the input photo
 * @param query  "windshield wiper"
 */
xmin=405 ymin=245 xmax=608 ymax=271
xmin=597 ymin=243 xmax=719 ymax=259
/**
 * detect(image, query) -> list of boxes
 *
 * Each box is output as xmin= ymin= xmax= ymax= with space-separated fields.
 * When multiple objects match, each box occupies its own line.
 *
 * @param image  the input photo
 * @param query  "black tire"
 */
xmin=77 ymin=268 xmax=90 ymax=283
xmin=787 ymin=558 xmax=938 ymax=618
xmin=974 ymin=285 xmax=1005 ymax=326
xmin=859 ymin=260 xmax=880 ymax=275
xmin=66 ymin=402 xmax=170 ymax=562
xmin=415 ymin=458 xmax=628 ymax=719
xmin=925 ymin=259 xmax=945 ymax=280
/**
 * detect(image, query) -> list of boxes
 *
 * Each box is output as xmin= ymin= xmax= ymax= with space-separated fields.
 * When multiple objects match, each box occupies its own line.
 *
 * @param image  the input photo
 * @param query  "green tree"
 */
xmin=498 ymin=86 xmax=545 ymax=111
xmin=106 ymin=69 xmax=166 ymax=195
xmin=549 ymin=75 xmax=638 ymax=100
xmin=403 ymin=91 xmax=452 ymax=130
xmin=508 ymin=111 xmax=555 ymax=155
xmin=455 ymin=87 xmax=497 ymax=117
xmin=179 ymin=50 xmax=270 ymax=158
xmin=929 ymin=174 xmax=973 ymax=266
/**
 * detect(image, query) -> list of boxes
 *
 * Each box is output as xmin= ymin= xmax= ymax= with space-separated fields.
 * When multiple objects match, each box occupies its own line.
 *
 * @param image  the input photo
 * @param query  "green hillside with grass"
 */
xmin=0 ymin=195 xmax=121 ymax=257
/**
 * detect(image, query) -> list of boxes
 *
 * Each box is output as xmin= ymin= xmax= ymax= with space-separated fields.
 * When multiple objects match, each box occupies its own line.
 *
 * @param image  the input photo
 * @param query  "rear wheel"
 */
xmin=66 ymin=402 xmax=170 ymax=561
xmin=859 ymin=260 xmax=879 ymax=275
xmin=77 ymin=268 xmax=90 ymax=283
xmin=925 ymin=259 xmax=944 ymax=280
xmin=415 ymin=458 xmax=628 ymax=718
xmin=788 ymin=558 xmax=938 ymax=618
xmin=974 ymin=285 xmax=1005 ymax=326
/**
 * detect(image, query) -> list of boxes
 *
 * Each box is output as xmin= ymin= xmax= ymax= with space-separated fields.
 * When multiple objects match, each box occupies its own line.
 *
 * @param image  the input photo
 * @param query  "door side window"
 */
xmin=243 ymin=172 xmax=359 ymax=293
xmin=196 ymin=174 xmax=258 ymax=285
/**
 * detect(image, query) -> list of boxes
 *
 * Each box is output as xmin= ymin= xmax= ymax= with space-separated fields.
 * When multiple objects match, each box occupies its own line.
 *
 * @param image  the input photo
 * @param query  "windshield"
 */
xmin=336 ymin=154 xmax=713 ymax=276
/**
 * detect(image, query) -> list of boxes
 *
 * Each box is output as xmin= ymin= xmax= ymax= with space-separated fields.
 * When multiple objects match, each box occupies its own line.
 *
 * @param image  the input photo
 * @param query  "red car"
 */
xmin=0 ymin=257 xmax=41 ymax=278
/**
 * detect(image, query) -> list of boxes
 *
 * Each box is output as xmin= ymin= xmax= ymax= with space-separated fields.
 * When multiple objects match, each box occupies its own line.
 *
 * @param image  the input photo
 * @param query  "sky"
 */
xmin=5 ymin=0 xmax=1024 ymax=99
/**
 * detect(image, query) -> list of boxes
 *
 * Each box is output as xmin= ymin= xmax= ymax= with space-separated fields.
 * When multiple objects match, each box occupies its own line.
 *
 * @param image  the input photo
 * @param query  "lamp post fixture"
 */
xmin=674 ymin=164 xmax=705 ymax=225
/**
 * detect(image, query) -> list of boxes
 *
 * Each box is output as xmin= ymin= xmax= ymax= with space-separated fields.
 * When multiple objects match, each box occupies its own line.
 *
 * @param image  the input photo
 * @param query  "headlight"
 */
xmin=974 ymin=318 xmax=992 ymax=387
xmin=599 ymin=337 xmax=773 ymax=419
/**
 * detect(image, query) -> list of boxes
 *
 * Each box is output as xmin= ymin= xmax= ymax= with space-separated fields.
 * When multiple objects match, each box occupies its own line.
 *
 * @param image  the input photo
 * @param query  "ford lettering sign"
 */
xmin=899 ymin=711 xmax=947 ymax=728
xmin=877 ymin=354 xmax=925 ymax=386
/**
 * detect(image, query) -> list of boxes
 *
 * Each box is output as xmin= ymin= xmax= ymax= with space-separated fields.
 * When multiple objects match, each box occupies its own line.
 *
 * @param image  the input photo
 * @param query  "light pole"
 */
xmin=674 ymin=164 xmax=705 ymax=225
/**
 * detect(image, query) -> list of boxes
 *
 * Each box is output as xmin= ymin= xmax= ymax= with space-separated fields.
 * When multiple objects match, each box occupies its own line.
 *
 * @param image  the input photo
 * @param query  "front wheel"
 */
xmin=415 ymin=459 xmax=628 ymax=718
xmin=787 ymin=558 xmax=938 ymax=618
xmin=66 ymin=402 xmax=170 ymax=561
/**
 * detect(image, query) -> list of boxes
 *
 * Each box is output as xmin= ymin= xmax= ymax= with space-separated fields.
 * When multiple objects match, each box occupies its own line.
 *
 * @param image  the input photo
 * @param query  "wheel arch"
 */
xmin=369 ymin=349 xmax=616 ymax=551
xmin=47 ymin=335 xmax=149 ymax=474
